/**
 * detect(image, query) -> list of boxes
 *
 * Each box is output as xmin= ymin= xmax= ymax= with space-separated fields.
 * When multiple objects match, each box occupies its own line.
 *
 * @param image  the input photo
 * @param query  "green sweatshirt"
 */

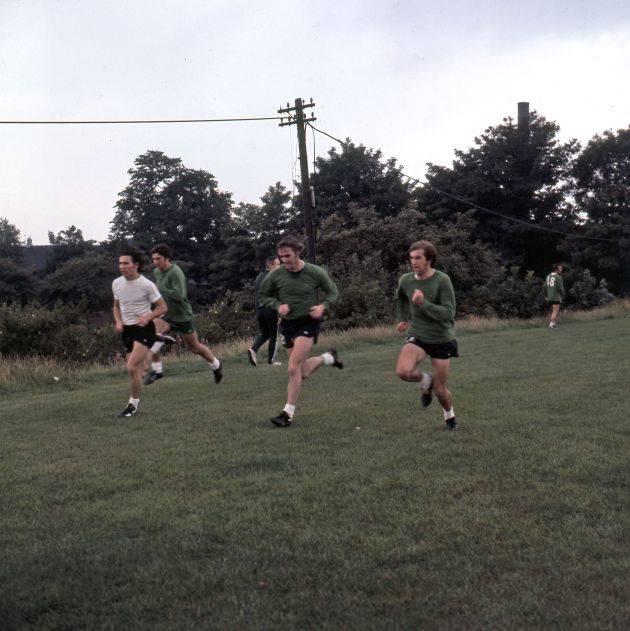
xmin=544 ymin=272 xmax=565 ymax=302
xmin=153 ymin=263 xmax=194 ymax=322
xmin=258 ymin=262 xmax=339 ymax=320
xmin=395 ymin=270 xmax=456 ymax=343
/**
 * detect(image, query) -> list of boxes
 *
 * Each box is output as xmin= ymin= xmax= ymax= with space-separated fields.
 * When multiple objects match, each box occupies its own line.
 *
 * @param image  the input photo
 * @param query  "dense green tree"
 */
xmin=303 ymin=141 xmax=414 ymax=226
xmin=110 ymin=151 xmax=233 ymax=272
xmin=0 ymin=218 xmax=23 ymax=261
xmin=38 ymin=253 xmax=117 ymax=312
xmin=0 ymin=257 xmax=36 ymax=304
xmin=563 ymin=126 xmax=630 ymax=294
xmin=233 ymin=182 xmax=298 ymax=262
xmin=416 ymin=112 xmax=579 ymax=274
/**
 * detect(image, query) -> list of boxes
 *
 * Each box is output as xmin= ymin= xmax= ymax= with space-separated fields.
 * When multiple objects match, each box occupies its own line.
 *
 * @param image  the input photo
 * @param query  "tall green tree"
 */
xmin=110 ymin=151 xmax=233 ymax=270
xmin=416 ymin=112 xmax=579 ymax=273
xmin=563 ymin=126 xmax=630 ymax=294
xmin=0 ymin=218 xmax=22 ymax=261
xmin=304 ymin=141 xmax=414 ymax=226
xmin=233 ymin=182 xmax=298 ymax=262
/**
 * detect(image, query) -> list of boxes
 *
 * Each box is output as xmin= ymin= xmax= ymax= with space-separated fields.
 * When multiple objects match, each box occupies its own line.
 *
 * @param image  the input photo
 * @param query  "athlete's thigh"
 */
xmin=431 ymin=358 xmax=451 ymax=386
xmin=128 ymin=341 xmax=150 ymax=368
xmin=289 ymin=336 xmax=314 ymax=366
xmin=396 ymin=343 xmax=427 ymax=373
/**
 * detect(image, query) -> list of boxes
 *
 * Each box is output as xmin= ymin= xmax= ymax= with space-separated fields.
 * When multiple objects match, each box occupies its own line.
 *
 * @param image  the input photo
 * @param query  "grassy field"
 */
xmin=1 ymin=314 xmax=629 ymax=629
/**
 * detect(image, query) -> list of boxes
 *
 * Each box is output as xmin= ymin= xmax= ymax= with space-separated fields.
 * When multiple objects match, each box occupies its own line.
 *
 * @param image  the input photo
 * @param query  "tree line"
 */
xmin=1 ymin=110 xmax=626 ymax=335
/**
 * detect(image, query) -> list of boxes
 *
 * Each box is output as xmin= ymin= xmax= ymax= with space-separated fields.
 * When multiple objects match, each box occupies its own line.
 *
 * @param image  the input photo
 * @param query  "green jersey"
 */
xmin=259 ymin=262 xmax=339 ymax=320
xmin=544 ymin=272 xmax=565 ymax=302
xmin=153 ymin=263 xmax=194 ymax=322
xmin=395 ymin=270 xmax=456 ymax=343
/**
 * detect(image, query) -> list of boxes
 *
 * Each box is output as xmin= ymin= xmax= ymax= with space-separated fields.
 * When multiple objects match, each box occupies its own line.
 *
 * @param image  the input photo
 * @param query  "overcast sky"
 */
xmin=1 ymin=0 xmax=629 ymax=244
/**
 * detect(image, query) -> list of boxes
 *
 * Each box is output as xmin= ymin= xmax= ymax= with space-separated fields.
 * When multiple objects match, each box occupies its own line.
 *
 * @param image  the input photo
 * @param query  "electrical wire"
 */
xmin=0 ymin=115 xmax=284 ymax=125
xmin=306 ymin=122 xmax=618 ymax=244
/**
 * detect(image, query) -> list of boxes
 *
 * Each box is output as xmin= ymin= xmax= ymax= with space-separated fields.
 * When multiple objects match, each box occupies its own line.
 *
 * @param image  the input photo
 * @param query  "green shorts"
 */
xmin=163 ymin=317 xmax=195 ymax=335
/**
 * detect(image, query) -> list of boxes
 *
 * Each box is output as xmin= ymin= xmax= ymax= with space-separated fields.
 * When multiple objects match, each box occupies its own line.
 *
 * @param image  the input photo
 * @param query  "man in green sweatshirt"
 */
xmin=143 ymin=243 xmax=223 ymax=385
xmin=544 ymin=263 xmax=565 ymax=329
xmin=394 ymin=240 xmax=459 ymax=430
xmin=259 ymin=235 xmax=343 ymax=427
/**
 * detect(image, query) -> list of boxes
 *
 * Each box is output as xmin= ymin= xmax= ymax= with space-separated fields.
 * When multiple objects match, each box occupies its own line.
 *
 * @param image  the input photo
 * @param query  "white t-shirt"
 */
xmin=112 ymin=275 xmax=162 ymax=326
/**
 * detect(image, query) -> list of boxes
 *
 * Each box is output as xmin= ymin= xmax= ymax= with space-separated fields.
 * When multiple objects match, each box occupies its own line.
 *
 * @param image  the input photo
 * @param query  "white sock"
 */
xmin=129 ymin=397 xmax=139 ymax=409
xmin=283 ymin=403 xmax=296 ymax=418
xmin=420 ymin=372 xmax=432 ymax=391
xmin=151 ymin=361 xmax=163 ymax=374
xmin=443 ymin=407 xmax=455 ymax=420
xmin=321 ymin=352 xmax=334 ymax=366
xmin=549 ymin=322 xmax=556 ymax=328
xmin=210 ymin=358 xmax=221 ymax=370
xmin=150 ymin=340 xmax=165 ymax=353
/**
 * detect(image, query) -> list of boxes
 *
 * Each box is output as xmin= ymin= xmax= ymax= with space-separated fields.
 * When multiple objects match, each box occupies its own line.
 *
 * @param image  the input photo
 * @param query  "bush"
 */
xmin=568 ymin=269 xmax=615 ymax=310
xmin=0 ymin=302 xmax=119 ymax=364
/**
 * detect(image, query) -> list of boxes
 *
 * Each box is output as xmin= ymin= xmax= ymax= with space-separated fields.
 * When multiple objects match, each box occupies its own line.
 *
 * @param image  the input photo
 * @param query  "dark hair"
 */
xmin=552 ymin=262 xmax=564 ymax=272
xmin=265 ymin=255 xmax=279 ymax=266
xmin=277 ymin=235 xmax=304 ymax=254
xmin=119 ymin=246 xmax=148 ymax=271
xmin=151 ymin=243 xmax=174 ymax=261
xmin=409 ymin=240 xmax=437 ymax=266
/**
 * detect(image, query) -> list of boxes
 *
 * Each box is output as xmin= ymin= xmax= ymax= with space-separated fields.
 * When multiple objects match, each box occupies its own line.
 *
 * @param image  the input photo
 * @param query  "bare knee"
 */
xmin=288 ymin=362 xmax=302 ymax=379
xmin=396 ymin=367 xmax=414 ymax=381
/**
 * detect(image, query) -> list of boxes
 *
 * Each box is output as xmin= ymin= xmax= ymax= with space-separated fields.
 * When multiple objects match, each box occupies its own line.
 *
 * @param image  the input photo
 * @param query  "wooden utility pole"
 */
xmin=278 ymin=98 xmax=317 ymax=260
xmin=518 ymin=101 xmax=530 ymax=136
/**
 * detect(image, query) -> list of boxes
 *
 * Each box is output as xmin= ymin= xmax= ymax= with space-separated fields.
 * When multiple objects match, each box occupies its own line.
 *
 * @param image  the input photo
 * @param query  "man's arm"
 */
xmin=419 ymin=276 xmax=456 ymax=322
xmin=394 ymin=279 xmax=411 ymax=324
xmin=557 ymin=275 xmax=566 ymax=299
xmin=318 ymin=268 xmax=339 ymax=309
xmin=113 ymin=299 xmax=124 ymax=333
xmin=158 ymin=268 xmax=186 ymax=304
xmin=136 ymin=297 xmax=168 ymax=326
xmin=258 ymin=272 xmax=281 ymax=311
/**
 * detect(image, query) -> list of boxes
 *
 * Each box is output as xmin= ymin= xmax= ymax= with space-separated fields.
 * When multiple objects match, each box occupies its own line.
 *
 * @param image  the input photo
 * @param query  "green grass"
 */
xmin=1 ymin=316 xmax=629 ymax=629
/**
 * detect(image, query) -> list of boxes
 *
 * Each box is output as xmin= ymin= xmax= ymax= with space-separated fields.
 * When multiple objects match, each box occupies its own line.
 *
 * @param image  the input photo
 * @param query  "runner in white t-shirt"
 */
xmin=112 ymin=247 xmax=168 ymax=417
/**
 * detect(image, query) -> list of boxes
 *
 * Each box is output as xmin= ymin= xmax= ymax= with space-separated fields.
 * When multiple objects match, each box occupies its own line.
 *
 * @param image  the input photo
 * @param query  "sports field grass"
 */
xmin=1 ymin=316 xmax=629 ymax=629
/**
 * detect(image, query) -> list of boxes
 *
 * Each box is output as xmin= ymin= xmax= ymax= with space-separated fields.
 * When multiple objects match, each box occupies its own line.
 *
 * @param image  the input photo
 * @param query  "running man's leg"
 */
xmin=286 ymin=336 xmax=314 ymax=405
xmin=550 ymin=303 xmax=560 ymax=326
xmin=396 ymin=343 xmax=428 ymax=382
xmin=127 ymin=341 xmax=151 ymax=399
xmin=181 ymin=331 xmax=222 ymax=382
xmin=431 ymin=358 xmax=457 ymax=427
xmin=144 ymin=318 xmax=172 ymax=382
xmin=251 ymin=312 xmax=271 ymax=354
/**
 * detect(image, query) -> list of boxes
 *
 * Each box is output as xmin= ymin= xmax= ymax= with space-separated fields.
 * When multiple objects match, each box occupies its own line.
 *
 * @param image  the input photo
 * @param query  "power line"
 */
xmin=306 ymin=122 xmax=618 ymax=244
xmin=0 ymin=115 xmax=283 ymax=125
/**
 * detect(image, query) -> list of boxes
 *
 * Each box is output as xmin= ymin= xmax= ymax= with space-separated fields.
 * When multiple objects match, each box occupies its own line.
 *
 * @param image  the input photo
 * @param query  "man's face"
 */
xmin=410 ymin=249 xmax=430 ymax=275
xmin=152 ymin=253 xmax=171 ymax=272
xmin=277 ymin=247 xmax=300 ymax=270
xmin=119 ymin=256 xmax=138 ymax=278
xmin=557 ymin=265 xmax=564 ymax=274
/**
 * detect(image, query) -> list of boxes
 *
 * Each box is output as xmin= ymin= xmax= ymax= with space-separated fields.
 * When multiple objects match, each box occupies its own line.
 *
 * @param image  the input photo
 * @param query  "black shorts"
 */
xmin=121 ymin=322 xmax=157 ymax=353
xmin=279 ymin=315 xmax=321 ymax=349
xmin=404 ymin=335 xmax=459 ymax=360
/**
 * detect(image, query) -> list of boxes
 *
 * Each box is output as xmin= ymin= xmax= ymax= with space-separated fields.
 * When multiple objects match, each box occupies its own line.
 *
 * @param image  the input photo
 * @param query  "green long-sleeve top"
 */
xmin=544 ymin=272 xmax=565 ymax=302
xmin=258 ymin=262 xmax=339 ymax=320
xmin=153 ymin=263 xmax=194 ymax=322
xmin=395 ymin=270 xmax=456 ymax=343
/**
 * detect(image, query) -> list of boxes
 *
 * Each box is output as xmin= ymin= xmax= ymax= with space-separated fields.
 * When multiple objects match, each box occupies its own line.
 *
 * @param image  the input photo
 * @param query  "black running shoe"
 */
xmin=213 ymin=360 xmax=223 ymax=384
xmin=247 ymin=348 xmax=257 ymax=367
xmin=445 ymin=418 xmax=459 ymax=431
xmin=270 ymin=411 xmax=292 ymax=427
xmin=328 ymin=348 xmax=344 ymax=369
xmin=143 ymin=370 xmax=164 ymax=385
xmin=117 ymin=403 xmax=137 ymax=418
xmin=421 ymin=378 xmax=433 ymax=409
xmin=156 ymin=332 xmax=177 ymax=344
